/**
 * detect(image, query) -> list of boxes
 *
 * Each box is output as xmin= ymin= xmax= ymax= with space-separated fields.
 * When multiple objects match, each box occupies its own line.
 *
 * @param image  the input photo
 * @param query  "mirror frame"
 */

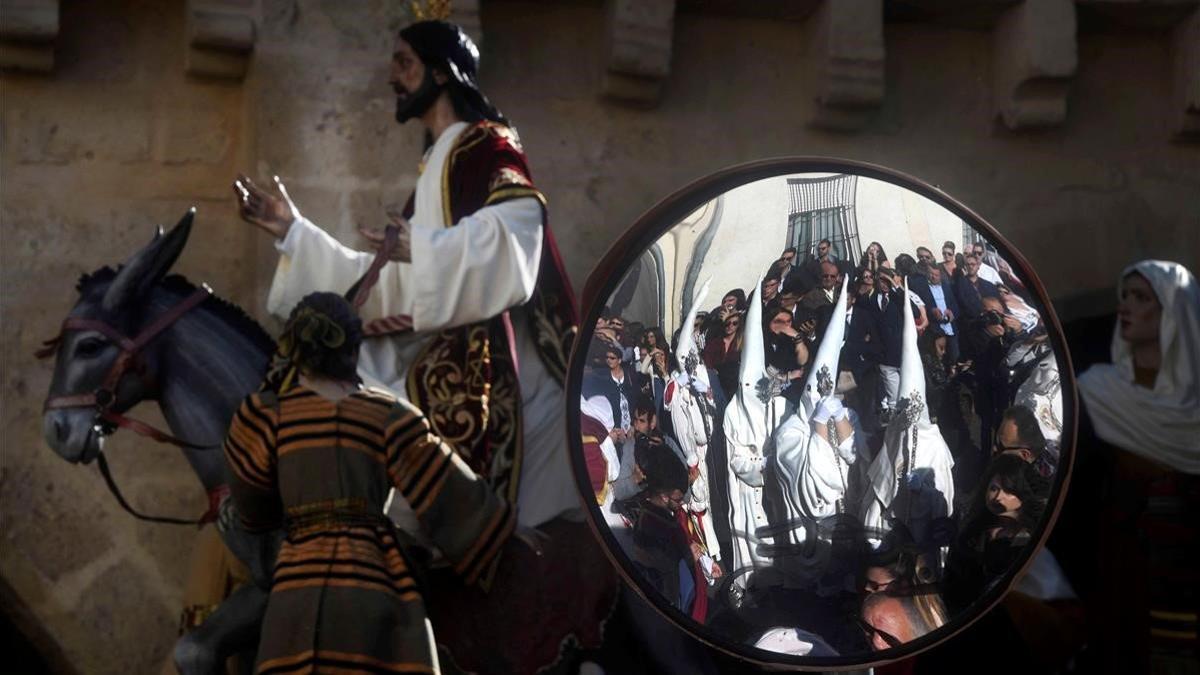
xmin=565 ymin=157 xmax=1079 ymax=670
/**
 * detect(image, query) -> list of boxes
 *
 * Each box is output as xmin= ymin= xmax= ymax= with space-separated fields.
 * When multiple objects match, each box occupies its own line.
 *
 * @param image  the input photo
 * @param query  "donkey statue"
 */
xmin=39 ymin=210 xmax=278 ymax=673
xmin=38 ymin=209 xmax=721 ymax=675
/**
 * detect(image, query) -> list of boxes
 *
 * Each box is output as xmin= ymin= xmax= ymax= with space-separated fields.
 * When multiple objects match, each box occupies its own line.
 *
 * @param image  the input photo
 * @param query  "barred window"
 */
xmin=786 ymin=175 xmax=861 ymax=266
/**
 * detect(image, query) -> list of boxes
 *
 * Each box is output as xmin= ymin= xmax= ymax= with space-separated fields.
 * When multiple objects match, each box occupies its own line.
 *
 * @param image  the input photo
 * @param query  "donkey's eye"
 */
xmin=75 ymin=337 xmax=106 ymax=358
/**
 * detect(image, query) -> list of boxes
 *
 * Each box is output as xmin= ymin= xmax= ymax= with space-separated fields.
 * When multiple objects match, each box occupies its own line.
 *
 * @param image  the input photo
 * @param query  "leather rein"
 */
xmin=37 ymin=286 xmax=227 ymax=525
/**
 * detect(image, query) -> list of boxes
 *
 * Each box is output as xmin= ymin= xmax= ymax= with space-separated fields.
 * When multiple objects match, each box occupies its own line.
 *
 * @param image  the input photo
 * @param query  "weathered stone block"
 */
xmin=6 ymin=106 xmax=153 ymax=164
xmin=66 ymin=560 xmax=178 ymax=674
xmin=1172 ymin=8 xmax=1200 ymax=140
xmin=0 ymin=0 xmax=58 ymax=72
xmin=186 ymin=0 xmax=257 ymax=79
xmin=1075 ymin=0 xmax=1198 ymax=31
xmin=603 ymin=0 xmax=675 ymax=105
xmin=0 ymin=459 xmax=116 ymax=584
xmin=993 ymin=0 xmax=1077 ymax=129
xmin=809 ymin=0 xmax=886 ymax=130
xmin=157 ymin=107 xmax=233 ymax=165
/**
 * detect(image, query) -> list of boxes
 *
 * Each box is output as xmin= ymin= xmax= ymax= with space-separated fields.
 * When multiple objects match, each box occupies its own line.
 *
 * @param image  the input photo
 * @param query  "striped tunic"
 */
xmin=223 ymin=385 xmax=515 ymax=675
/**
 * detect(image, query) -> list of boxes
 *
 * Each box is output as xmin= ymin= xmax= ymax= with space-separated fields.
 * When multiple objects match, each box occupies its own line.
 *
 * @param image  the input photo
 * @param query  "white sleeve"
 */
xmin=267 ymin=216 xmax=417 ymax=322
xmin=408 ymin=196 xmax=544 ymax=332
xmin=799 ymin=436 xmax=846 ymax=518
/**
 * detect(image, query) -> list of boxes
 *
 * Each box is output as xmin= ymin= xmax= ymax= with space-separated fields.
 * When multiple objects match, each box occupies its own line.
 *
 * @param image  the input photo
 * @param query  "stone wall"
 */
xmin=2 ymin=0 xmax=1197 ymax=671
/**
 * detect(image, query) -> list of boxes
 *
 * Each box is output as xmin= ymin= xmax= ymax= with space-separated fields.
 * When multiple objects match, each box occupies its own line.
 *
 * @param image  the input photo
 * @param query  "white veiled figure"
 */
xmin=862 ymin=279 xmax=955 ymax=546
xmin=1078 ymin=260 xmax=1200 ymax=474
xmin=667 ymin=279 xmax=721 ymax=560
xmin=722 ymin=272 xmax=788 ymax=589
xmin=773 ymin=276 xmax=863 ymax=546
xmin=581 ymin=395 xmax=624 ymax=529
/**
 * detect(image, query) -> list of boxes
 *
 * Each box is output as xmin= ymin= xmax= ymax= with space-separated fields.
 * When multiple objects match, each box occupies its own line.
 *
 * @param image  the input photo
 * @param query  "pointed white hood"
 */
xmin=896 ymin=278 xmax=930 ymax=427
xmin=735 ymin=271 xmax=769 ymax=419
xmin=674 ymin=277 xmax=712 ymax=390
xmin=800 ymin=274 xmax=851 ymax=417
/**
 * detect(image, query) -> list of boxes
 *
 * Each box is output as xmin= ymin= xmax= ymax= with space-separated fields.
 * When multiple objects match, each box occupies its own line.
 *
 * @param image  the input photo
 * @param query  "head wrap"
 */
xmin=276 ymin=292 xmax=363 ymax=390
xmin=398 ymin=20 xmax=506 ymax=125
xmin=1079 ymin=260 xmax=1200 ymax=473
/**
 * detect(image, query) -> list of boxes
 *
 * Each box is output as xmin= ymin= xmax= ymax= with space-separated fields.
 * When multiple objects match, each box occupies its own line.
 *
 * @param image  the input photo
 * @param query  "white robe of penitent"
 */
xmin=666 ymin=378 xmax=720 ymax=560
xmin=861 ymin=421 xmax=955 ymax=545
xmin=723 ymin=397 xmax=787 ymax=585
xmin=266 ymin=121 xmax=577 ymax=530
xmin=774 ymin=409 xmax=865 ymax=546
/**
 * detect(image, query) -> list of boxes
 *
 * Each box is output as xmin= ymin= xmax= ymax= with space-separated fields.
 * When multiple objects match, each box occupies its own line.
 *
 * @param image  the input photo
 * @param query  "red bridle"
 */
xmin=36 ymin=285 xmax=231 ymax=526
xmin=38 ymin=286 xmax=215 ymax=449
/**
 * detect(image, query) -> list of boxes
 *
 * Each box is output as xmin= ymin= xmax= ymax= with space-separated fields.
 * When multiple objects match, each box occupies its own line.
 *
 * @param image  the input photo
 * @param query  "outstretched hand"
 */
xmin=358 ymin=209 xmax=413 ymax=263
xmin=232 ymin=174 xmax=298 ymax=240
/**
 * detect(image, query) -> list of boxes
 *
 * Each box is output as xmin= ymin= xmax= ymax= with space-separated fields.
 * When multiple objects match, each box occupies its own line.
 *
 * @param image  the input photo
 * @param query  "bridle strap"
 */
xmin=40 ymin=287 xmax=215 ymax=450
xmin=352 ymin=225 xmax=399 ymax=310
xmin=99 ymin=409 xmax=214 ymax=450
xmin=349 ymin=226 xmax=415 ymax=337
xmin=96 ymin=451 xmax=227 ymax=526
xmin=130 ymin=287 xmax=212 ymax=350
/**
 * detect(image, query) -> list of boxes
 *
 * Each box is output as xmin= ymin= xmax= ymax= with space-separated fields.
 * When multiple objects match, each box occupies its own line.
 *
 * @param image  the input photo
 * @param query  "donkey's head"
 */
xmin=41 ymin=210 xmax=194 ymax=463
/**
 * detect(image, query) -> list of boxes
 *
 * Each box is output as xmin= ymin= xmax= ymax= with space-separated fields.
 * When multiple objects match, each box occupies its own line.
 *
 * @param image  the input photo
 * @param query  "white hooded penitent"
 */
xmin=862 ymin=279 xmax=955 ymax=545
xmin=667 ymin=278 xmax=721 ymax=561
xmin=723 ymin=271 xmax=788 ymax=587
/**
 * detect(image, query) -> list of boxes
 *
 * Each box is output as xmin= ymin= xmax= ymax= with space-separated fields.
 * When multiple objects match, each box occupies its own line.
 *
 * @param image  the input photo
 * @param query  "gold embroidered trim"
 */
xmin=485 ymin=185 xmax=546 ymax=207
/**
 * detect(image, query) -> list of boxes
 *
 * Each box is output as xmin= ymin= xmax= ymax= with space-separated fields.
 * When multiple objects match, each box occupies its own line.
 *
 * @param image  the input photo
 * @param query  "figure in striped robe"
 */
xmin=224 ymin=293 xmax=515 ymax=674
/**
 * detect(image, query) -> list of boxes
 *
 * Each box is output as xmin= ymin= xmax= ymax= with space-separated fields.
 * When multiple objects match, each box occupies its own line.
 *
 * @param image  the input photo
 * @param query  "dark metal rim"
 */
xmin=564 ymin=156 xmax=1079 ymax=671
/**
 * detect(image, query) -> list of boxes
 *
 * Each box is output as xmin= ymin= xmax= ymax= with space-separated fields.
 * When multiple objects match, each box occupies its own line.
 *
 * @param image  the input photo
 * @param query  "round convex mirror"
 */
xmin=566 ymin=158 xmax=1076 ymax=670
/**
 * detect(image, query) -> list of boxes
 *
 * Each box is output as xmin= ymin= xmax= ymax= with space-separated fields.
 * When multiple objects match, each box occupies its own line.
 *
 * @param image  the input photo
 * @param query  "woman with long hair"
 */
xmin=637 ymin=326 xmax=670 ymax=376
xmin=702 ymin=308 xmax=745 ymax=398
xmin=939 ymin=240 xmax=958 ymax=278
xmin=224 ymin=292 xmax=538 ymax=674
xmin=860 ymin=241 xmax=890 ymax=274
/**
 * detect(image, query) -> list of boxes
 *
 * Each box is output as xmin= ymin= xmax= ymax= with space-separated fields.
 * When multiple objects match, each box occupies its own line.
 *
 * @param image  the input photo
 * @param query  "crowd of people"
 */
xmin=580 ymin=237 xmax=1063 ymax=656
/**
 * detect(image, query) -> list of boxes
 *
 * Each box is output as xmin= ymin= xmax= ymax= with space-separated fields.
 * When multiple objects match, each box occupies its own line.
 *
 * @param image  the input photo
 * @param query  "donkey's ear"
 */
xmin=102 ymin=208 xmax=195 ymax=313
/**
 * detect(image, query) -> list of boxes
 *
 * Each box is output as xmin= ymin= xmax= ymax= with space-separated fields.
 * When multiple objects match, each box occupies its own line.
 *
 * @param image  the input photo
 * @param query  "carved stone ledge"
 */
xmin=887 ymin=0 xmax=1019 ymax=28
xmin=0 ymin=0 xmax=59 ymax=73
xmin=993 ymin=0 xmax=1078 ymax=130
xmin=1075 ymin=0 xmax=1198 ymax=31
xmin=1173 ymin=8 xmax=1200 ymax=140
xmin=603 ymin=0 xmax=676 ymax=105
xmin=186 ymin=0 xmax=257 ymax=79
xmin=809 ymin=0 xmax=886 ymax=131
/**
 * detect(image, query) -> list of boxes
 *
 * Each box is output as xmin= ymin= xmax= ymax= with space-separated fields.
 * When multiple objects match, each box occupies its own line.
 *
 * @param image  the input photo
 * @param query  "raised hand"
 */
xmin=358 ymin=209 xmax=413 ymax=263
xmin=232 ymin=174 xmax=298 ymax=239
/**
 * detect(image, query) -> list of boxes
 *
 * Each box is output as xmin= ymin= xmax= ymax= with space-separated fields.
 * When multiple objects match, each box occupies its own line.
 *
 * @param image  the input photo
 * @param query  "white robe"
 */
xmin=266 ymin=121 xmax=577 ymax=530
xmin=771 ymin=413 xmax=812 ymax=547
xmin=666 ymin=379 xmax=720 ymax=560
xmin=861 ymin=421 xmax=955 ymax=545
xmin=774 ymin=411 xmax=864 ymax=545
xmin=723 ymin=397 xmax=787 ymax=586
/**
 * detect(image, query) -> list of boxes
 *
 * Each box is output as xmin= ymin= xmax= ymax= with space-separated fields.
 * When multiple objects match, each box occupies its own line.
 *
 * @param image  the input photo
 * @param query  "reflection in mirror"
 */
xmin=578 ymin=172 xmax=1065 ymax=661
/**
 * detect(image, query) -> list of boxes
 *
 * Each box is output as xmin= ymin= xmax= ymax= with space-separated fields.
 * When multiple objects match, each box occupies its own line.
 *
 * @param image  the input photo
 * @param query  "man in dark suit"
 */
xmin=841 ymin=276 xmax=885 ymax=429
xmin=800 ymin=260 xmax=840 ymax=312
xmin=795 ymin=238 xmax=854 ymax=292
xmin=954 ymin=253 xmax=999 ymax=319
xmin=867 ymin=267 xmax=919 ymax=413
xmin=920 ymin=260 xmax=963 ymax=364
